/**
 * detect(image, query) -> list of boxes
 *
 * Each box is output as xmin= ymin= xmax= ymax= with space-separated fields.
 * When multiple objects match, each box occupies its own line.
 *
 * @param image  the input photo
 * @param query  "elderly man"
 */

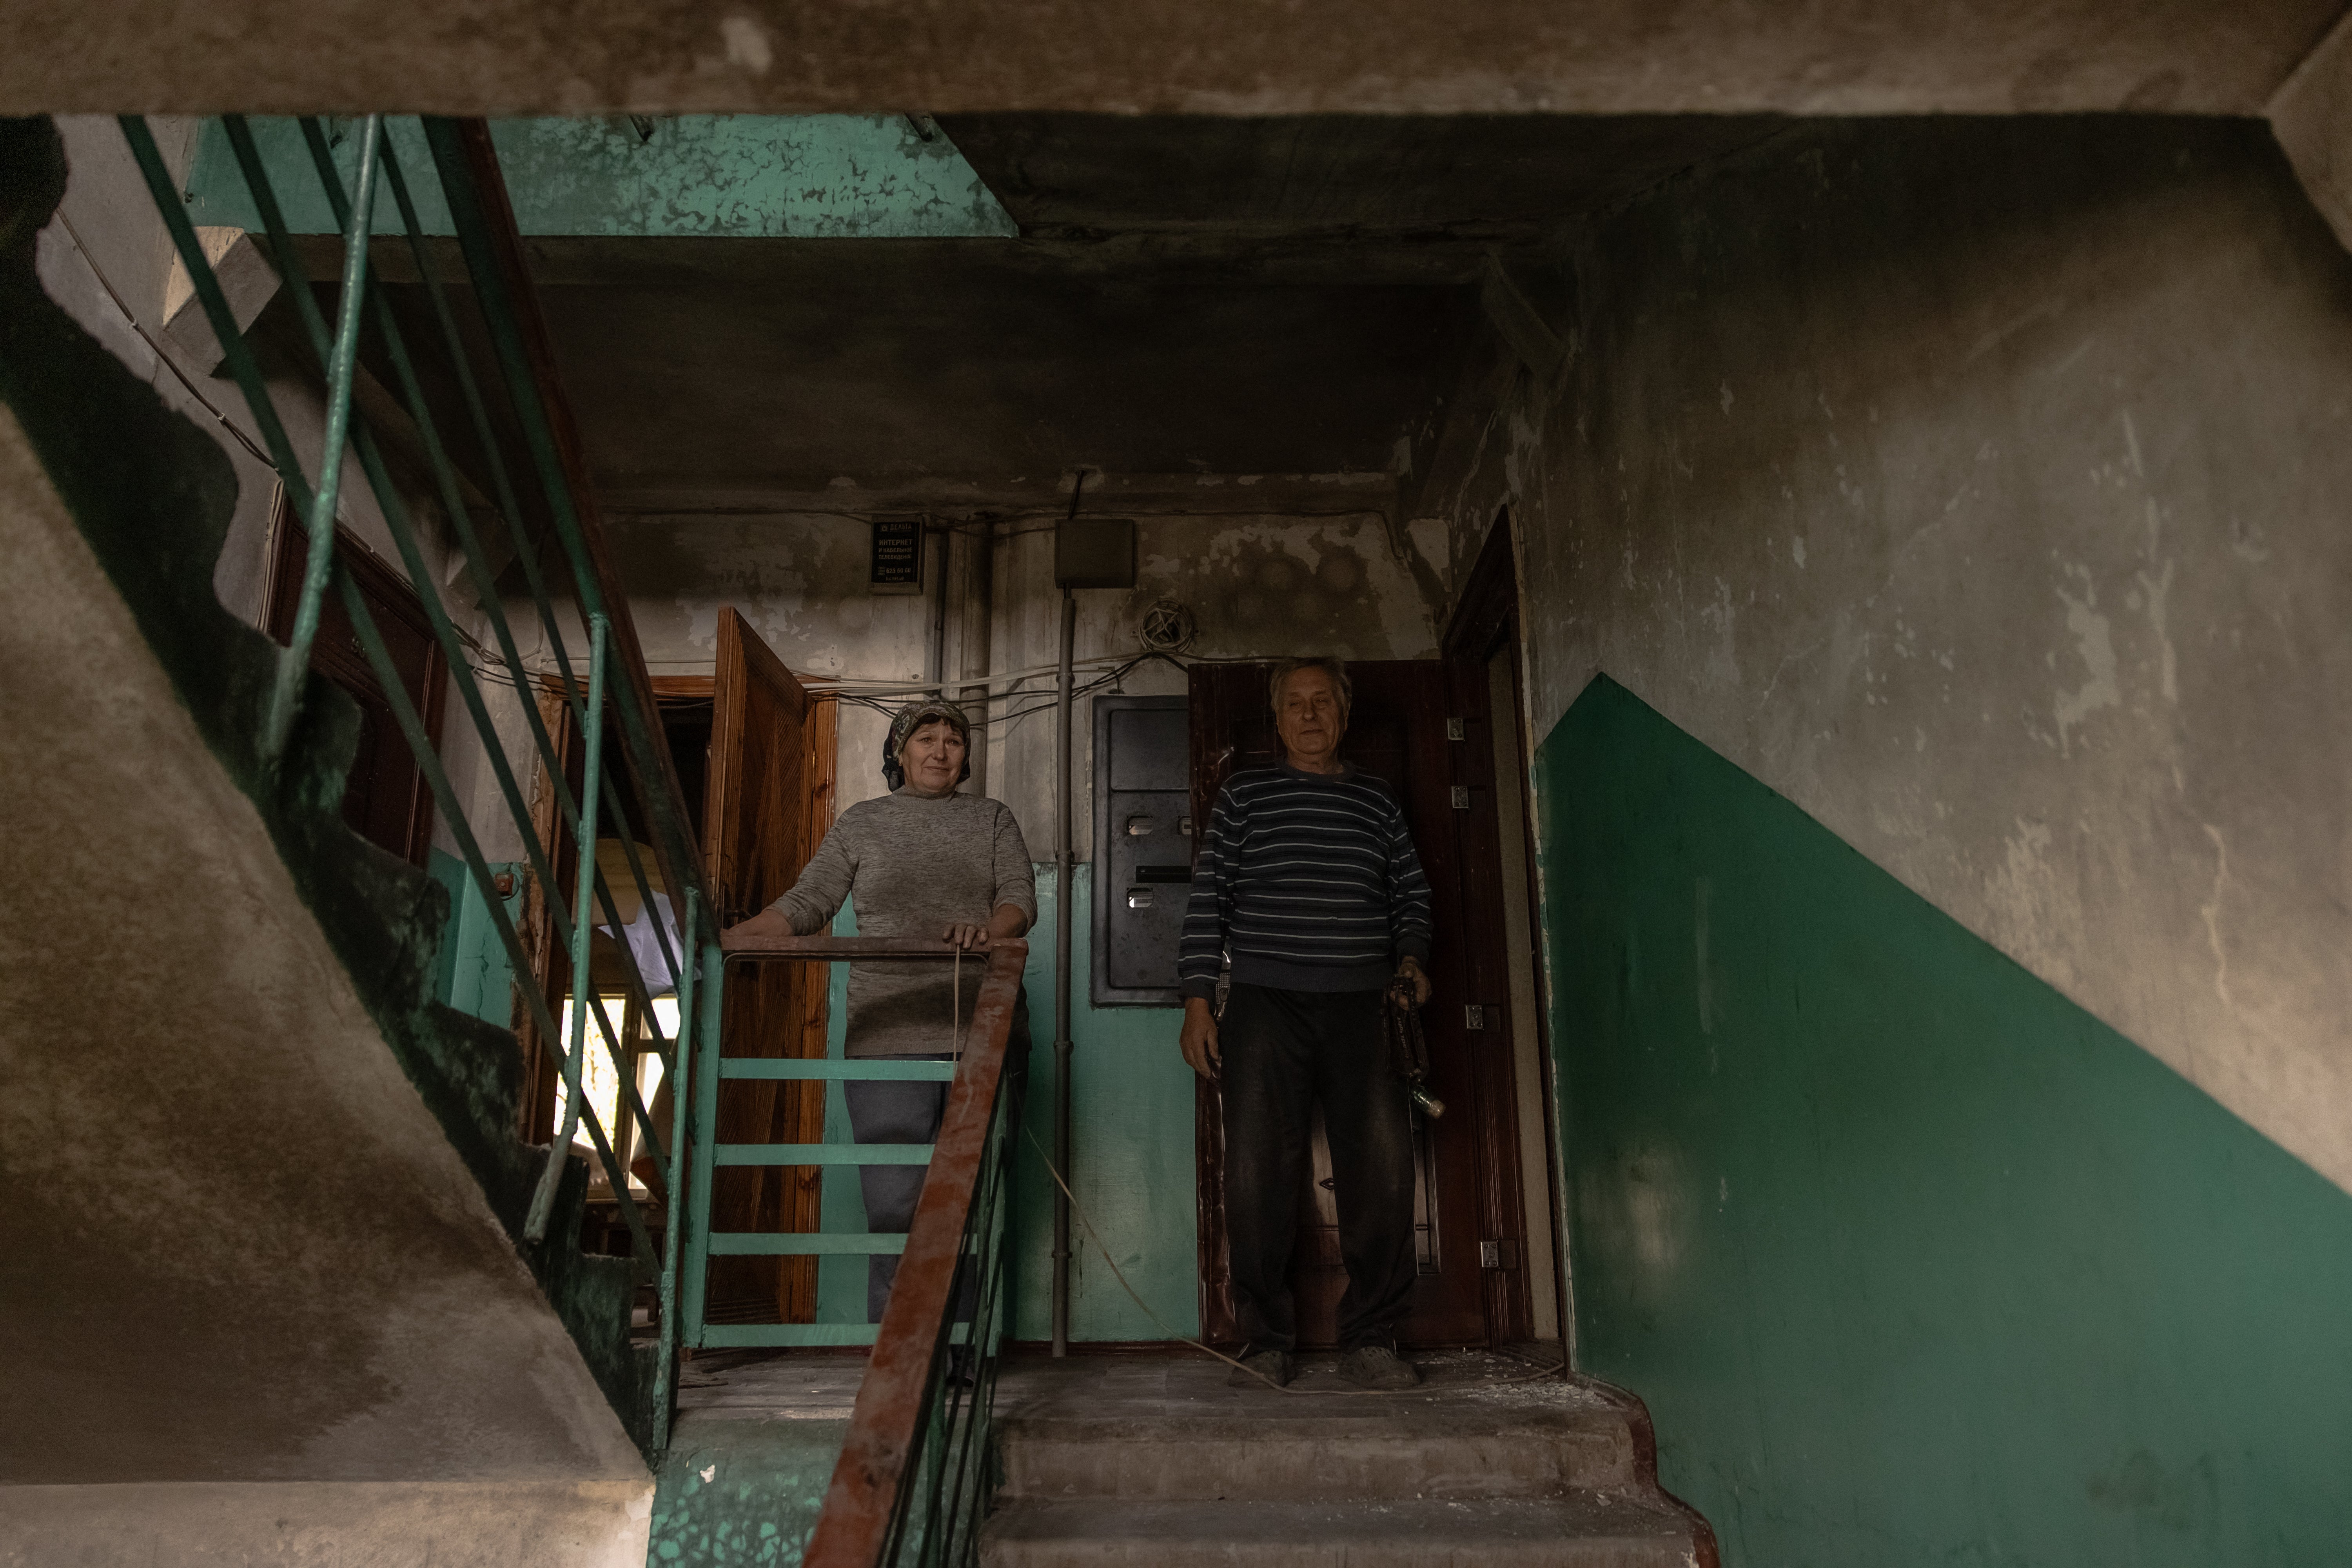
xmin=1178 ymin=657 xmax=1434 ymax=1390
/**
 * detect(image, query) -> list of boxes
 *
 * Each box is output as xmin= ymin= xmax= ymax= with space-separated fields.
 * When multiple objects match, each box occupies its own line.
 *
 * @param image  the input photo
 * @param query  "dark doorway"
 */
xmin=1188 ymin=659 xmax=1536 ymax=1349
xmin=261 ymin=491 xmax=445 ymax=866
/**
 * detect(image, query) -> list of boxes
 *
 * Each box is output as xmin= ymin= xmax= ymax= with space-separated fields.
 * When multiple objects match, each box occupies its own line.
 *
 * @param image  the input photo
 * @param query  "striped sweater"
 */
xmin=1178 ymin=763 xmax=1433 ymax=1001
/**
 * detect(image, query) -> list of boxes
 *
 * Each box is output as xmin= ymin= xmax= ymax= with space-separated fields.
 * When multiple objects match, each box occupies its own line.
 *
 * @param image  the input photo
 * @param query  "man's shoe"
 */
xmin=1227 ymin=1349 xmax=1294 ymax=1389
xmin=1339 ymin=1345 xmax=1421 ymax=1389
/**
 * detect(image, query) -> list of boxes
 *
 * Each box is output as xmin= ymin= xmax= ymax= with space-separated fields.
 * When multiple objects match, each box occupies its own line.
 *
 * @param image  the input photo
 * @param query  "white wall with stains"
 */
xmin=989 ymin=511 xmax=1443 ymax=861
xmin=506 ymin=506 xmax=1444 ymax=860
xmin=1417 ymin=117 xmax=2352 ymax=1197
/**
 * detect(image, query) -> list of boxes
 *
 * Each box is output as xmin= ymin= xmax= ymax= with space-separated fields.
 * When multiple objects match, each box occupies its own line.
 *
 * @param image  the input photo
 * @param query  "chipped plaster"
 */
xmin=1422 ymin=116 xmax=2352 ymax=1196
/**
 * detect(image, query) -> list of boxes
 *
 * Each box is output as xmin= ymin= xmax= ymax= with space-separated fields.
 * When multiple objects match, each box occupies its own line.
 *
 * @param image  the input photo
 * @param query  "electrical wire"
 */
xmin=50 ymin=208 xmax=278 ymax=470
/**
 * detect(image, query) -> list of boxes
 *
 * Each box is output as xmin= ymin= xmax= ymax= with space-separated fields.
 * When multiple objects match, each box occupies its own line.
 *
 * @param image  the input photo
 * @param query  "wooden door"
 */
xmin=1189 ymin=660 xmax=1526 ymax=1349
xmin=705 ymin=608 xmax=826 ymax=1323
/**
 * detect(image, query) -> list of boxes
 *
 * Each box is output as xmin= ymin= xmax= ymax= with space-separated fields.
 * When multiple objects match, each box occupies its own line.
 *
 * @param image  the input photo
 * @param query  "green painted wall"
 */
xmin=1008 ymin=865 xmax=1202 ymax=1344
xmin=1535 ymin=675 xmax=2352 ymax=1566
xmin=426 ymin=848 xmax=522 ymax=1027
xmin=183 ymin=115 xmax=1018 ymax=239
xmin=807 ymin=866 xmax=1199 ymax=1341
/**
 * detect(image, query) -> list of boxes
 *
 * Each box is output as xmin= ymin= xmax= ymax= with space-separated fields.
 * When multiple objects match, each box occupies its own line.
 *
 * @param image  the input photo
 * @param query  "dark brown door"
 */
xmin=1189 ymin=660 xmax=1529 ymax=1349
xmin=705 ymin=608 xmax=825 ymax=1324
xmin=263 ymin=497 xmax=445 ymax=866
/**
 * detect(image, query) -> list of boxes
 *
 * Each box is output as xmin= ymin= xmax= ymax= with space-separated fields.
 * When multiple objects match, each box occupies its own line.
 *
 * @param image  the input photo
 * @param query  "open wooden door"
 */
xmin=706 ymin=608 xmax=828 ymax=1324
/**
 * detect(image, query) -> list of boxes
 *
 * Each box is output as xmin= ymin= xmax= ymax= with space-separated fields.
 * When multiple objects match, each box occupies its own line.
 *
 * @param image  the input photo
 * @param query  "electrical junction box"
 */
xmin=1091 ymin=695 xmax=1191 ymax=1007
xmin=1056 ymin=516 xmax=1137 ymax=589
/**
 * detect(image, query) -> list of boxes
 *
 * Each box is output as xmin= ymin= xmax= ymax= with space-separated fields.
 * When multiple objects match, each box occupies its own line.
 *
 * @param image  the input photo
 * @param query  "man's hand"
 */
xmin=1397 ymin=955 xmax=1432 ymax=1007
xmin=1179 ymin=997 xmax=1221 ymax=1079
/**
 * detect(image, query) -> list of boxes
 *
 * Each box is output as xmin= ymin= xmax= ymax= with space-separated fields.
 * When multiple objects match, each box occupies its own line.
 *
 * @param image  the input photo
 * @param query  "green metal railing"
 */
xmin=130 ymin=116 xmax=1035 ymax=1550
xmin=123 ymin=111 xmax=713 ymax=1449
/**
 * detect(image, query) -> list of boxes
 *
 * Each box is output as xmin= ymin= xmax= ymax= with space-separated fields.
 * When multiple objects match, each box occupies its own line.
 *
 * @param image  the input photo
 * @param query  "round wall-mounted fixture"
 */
xmin=1139 ymin=598 xmax=1197 ymax=655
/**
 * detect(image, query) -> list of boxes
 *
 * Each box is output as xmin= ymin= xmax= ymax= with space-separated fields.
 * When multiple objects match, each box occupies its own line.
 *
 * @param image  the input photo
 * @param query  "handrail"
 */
xmin=441 ymin=118 xmax=709 ymax=924
xmin=720 ymin=938 xmax=1031 ymax=1568
xmin=120 ymin=112 xmax=718 ymax=1457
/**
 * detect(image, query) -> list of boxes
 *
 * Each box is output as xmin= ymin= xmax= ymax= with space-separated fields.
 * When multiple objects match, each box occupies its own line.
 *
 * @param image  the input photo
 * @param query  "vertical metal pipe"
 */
xmin=949 ymin=519 xmax=995 ymax=799
xmin=1051 ymin=588 xmax=1076 ymax=1356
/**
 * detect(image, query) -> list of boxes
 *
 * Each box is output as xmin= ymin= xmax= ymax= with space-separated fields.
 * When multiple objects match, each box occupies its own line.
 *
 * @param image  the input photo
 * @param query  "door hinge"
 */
xmin=1446 ymin=717 xmax=1465 ymax=741
xmin=1464 ymin=1003 xmax=1487 ymax=1031
xmin=1450 ymin=785 xmax=1470 ymax=809
xmin=1479 ymin=1238 xmax=1520 ymax=1270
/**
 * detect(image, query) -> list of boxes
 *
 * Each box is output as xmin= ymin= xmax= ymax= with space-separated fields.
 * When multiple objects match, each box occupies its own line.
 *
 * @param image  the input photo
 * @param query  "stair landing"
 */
xmin=983 ymin=1350 xmax=1714 ymax=1568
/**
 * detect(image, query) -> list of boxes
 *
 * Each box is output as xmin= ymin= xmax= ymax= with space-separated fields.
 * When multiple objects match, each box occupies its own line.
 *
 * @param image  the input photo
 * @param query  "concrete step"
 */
xmin=978 ymin=1496 xmax=1700 ymax=1568
xmin=997 ymin=1403 xmax=1639 ymax=1501
xmin=992 ymin=1350 xmax=1639 ymax=1503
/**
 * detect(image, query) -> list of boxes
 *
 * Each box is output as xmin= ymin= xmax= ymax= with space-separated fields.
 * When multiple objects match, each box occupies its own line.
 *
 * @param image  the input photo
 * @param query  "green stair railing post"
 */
xmin=255 ymin=118 xmax=676 ymax=1185
xmin=530 ymin=611 xmax=611 ymax=1242
xmin=260 ymin=113 xmax=380 ymax=769
xmin=651 ymin=887 xmax=703 ymax=1450
xmin=420 ymin=117 xmax=706 ymax=931
xmin=122 ymin=112 xmax=679 ymax=1434
xmin=681 ymin=934 xmax=728 ymax=1345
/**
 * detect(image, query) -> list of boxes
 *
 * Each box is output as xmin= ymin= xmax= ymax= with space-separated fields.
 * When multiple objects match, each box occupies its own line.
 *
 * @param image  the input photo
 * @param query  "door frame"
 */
xmin=1440 ymin=505 xmax=1574 ymax=1357
xmin=1187 ymin=658 xmax=1533 ymax=1350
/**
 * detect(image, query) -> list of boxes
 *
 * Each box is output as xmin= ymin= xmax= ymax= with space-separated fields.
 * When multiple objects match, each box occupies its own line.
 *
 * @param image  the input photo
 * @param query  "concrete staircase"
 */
xmin=981 ymin=1352 xmax=1714 ymax=1567
xmin=2 ymin=117 xmax=651 ymax=1564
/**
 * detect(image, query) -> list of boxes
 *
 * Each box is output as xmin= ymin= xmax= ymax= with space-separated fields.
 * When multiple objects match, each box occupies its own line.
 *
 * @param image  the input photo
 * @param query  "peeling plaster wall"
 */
xmin=1424 ymin=115 xmax=2352 ymax=1196
xmin=988 ymin=510 xmax=1443 ymax=861
xmin=595 ymin=509 xmax=932 ymax=815
xmin=182 ymin=114 xmax=1019 ymax=240
xmin=537 ymin=506 xmax=1445 ymax=848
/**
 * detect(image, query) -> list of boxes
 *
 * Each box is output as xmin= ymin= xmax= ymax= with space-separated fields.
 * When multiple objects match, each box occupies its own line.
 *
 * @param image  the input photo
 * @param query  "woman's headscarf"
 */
xmin=882 ymin=699 xmax=974 ymax=791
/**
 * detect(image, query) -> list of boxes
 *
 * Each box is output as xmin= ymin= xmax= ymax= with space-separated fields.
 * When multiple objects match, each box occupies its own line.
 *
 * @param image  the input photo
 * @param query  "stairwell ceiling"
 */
xmin=375 ymin=114 xmax=1788 ymax=515
xmin=9 ymin=0 xmax=2343 ymax=116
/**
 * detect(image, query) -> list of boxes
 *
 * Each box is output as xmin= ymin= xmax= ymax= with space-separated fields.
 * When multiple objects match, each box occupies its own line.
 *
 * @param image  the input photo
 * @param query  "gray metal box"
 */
xmin=1091 ymin=695 xmax=1191 ymax=1007
xmin=1056 ymin=517 xmax=1137 ymax=589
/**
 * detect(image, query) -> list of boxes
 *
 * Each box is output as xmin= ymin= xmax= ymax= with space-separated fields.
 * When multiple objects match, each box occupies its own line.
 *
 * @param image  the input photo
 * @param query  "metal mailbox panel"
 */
xmin=1091 ymin=696 xmax=1191 ymax=1007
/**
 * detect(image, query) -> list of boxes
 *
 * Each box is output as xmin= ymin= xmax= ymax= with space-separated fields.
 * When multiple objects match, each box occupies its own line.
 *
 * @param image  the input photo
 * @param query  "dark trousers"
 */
xmin=843 ymin=993 xmax=1028 ymax=1324
xmin=1220 ymin=983 xmax=1417 ymax=1354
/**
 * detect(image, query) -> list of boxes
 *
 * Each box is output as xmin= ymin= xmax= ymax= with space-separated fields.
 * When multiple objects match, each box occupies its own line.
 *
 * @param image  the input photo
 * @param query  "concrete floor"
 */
xmin=672 ymin=1343 xmax=1577 ymax=1426
xmin=667 ymin=1347 xmax=1712 ymax=1565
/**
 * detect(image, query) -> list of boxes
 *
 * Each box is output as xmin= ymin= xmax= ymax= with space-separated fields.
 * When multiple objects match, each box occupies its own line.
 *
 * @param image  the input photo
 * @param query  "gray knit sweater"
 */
xmin=766 ymin=788 xmax=1037 ymax=1057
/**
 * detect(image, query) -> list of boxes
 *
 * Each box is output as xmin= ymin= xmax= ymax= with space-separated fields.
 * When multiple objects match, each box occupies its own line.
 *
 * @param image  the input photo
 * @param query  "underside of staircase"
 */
xmin=1 ymin=115 xmax=652 ymax=1565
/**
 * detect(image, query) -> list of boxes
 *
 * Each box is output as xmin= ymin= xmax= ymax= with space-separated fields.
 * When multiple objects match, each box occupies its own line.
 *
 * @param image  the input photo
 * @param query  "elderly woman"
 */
xmin=724 ymin=699 xmax=1033 ymax=1324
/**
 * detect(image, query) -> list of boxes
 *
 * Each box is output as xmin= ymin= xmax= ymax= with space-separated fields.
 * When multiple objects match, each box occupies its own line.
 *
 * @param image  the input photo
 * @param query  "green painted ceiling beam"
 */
xmin=183 ymin=114 xmax=1019 ymax=239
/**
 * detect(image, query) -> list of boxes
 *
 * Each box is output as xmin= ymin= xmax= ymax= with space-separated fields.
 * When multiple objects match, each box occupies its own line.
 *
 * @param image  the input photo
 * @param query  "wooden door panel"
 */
xmin=1189 ymin=660 xmax=1514 ymax=1349
xmin=706 ymin=608 xmax=824 ymax=1323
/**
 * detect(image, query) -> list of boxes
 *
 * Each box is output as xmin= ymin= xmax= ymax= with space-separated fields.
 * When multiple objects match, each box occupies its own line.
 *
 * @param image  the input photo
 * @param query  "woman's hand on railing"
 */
xmin=721 ymin=907 xmax=797 ymax=951
xmin=942 ymin=901 xmax=1031 ymax=952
